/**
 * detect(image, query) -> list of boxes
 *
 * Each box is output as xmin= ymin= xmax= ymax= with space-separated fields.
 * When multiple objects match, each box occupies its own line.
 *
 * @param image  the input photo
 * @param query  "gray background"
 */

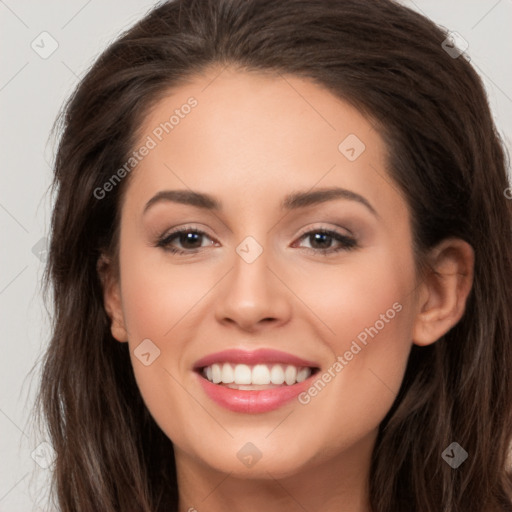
xmin=1 ymin=1 xmax=511 ymax=510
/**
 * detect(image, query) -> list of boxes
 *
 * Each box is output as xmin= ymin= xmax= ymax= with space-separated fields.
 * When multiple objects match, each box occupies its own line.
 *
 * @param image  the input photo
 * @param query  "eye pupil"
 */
xmin=180 ymin=231 xmax=202 ymax=248
xmin=311 ymin=232 xmax=331 ymax=249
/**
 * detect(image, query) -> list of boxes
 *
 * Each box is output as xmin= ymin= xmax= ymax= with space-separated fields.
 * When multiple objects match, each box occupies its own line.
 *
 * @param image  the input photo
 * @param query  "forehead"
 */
xmin=123 ymin=67 xmax=406 ymax=223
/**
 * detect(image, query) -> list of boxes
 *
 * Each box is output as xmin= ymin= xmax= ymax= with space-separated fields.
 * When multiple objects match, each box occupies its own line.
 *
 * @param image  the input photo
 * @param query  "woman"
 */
xmin=36 ymin=0 xmax=512 ymax=510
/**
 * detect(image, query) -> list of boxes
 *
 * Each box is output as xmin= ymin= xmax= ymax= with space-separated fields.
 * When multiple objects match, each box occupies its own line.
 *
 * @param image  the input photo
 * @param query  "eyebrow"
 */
xmin=143 ymin=187 xmax=378 ymax=217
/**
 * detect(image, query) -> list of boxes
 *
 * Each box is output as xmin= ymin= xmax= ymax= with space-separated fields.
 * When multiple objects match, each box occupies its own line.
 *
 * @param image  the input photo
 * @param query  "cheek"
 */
xmin=292 ymin=246 xmax=415 ymax=350
xmin=120 ymin=246 xmax=214 ymax=341
xmin=296 ymin=304 xmax=412 ymax=459
xmin=288 ymin=315 xmax=413 ymax=469
xmin=117 ymin=245 xmax=221 ymax=438
xmin=291 ymin=252 xmax=416 ymax=443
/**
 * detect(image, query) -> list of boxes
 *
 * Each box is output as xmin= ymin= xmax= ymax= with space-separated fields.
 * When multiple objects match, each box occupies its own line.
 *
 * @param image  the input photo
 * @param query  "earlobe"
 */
xmin=412 ymin=238 xmax=474 ymax=347
xmin=97 ymin=254 xmax=129 ymax=343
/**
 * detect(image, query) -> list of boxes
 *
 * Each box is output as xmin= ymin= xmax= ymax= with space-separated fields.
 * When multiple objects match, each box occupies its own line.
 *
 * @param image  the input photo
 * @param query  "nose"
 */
xmin=214 ymin=244 xmax=293 ymax=332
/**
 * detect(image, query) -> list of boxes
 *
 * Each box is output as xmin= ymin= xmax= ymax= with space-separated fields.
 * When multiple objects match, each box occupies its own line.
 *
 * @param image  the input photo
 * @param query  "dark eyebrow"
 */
xmin=143 ymin=190 xmax=221 ymax=214
xmin=143 ymin=187 xmax=378 ymax=217
xmin=281 ymin=187 xmax=378 ymax=217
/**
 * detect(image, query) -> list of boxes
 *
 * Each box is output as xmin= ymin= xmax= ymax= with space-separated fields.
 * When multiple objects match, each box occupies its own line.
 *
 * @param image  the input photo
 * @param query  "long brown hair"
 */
xmin=35 ymin=0 xmax=512 ymax=510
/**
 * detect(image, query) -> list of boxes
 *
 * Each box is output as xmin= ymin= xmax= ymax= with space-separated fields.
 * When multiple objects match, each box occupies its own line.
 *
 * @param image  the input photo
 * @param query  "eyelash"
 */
xmin=155 ymin=226 xmax=358 ymax=256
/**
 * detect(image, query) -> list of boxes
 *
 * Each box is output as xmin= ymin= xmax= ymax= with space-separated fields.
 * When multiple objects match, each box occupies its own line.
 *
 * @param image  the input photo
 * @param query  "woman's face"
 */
xmin=106 ymin=66 xmax=422 ymax=480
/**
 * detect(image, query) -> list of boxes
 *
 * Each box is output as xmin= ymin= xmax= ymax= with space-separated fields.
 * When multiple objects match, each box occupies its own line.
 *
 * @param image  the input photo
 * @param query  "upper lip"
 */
xmin=193 ymin=348 xmax=320 ymax=370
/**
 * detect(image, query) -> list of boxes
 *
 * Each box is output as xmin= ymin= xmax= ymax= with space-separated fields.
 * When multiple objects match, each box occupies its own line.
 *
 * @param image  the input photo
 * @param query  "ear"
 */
xmin=412 ymin=238 xmax=474 ymax=346
xmin=97 ymin=254 xmax=129 ymax=343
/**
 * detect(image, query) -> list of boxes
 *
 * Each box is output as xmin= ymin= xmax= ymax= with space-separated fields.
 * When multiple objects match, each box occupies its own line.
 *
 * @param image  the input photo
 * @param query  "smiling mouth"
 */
xmin=196 ymin=362 xmax=320 ymax=390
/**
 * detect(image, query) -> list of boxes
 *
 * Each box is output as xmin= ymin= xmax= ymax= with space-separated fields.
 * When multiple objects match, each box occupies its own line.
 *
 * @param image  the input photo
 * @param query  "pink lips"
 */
xmin=193 ymin=348 xmax=320 ymax=414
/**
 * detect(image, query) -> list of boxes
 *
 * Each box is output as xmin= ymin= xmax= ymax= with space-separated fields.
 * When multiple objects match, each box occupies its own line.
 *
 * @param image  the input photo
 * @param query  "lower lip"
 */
xmin=195 ymin=371 xmax=317 ymax=413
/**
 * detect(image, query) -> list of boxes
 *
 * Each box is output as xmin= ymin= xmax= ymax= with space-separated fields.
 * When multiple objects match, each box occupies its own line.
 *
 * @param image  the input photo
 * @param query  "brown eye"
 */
xmin=156 ymin=229 xmax=216 ymax=254
xmin=294 ymin=229 xmax=358 ymax=254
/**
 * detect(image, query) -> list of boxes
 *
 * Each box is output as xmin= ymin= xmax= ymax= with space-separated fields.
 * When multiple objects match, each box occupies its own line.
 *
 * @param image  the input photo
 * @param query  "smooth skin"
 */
xmin=99 ymin=65 xmax=474 ymax=512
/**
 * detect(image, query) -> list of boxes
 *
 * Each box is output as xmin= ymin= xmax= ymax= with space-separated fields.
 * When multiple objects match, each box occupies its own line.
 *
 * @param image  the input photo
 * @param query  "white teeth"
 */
xmin=201 ymin=363 xmax=314 ymax=386
xmin=284 ymin=365 xmax=297 ymax=385
xmin=296 ymin=367 xmax=311 ymax=382
xmin=221 ymin=363 xmax=234 ymax=384
xmin=233 ymin=364 xmax=252 ymax=384
xmin=211 ymin=363 xmax=222 ymax=384
xmin=270 ymin=365 xmax=285 ymax=385
xmin=252 ymin=364 xmax=270 ymax=385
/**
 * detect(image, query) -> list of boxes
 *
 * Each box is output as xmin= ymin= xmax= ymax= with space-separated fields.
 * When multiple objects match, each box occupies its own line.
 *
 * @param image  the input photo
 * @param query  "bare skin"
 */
xmin=99 ymin=65 xmax=474 ymax=512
